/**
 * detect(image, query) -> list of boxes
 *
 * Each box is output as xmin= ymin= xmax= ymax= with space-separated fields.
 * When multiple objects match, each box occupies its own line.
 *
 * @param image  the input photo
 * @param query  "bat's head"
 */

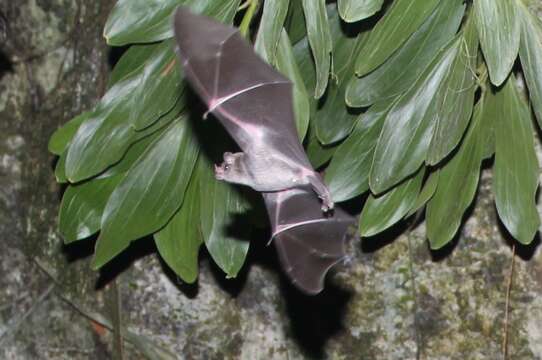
xmin=214 ymin=152 xmax=247 ymax=184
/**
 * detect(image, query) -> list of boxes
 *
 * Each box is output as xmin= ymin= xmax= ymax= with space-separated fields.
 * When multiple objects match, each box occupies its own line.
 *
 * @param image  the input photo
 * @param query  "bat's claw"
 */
xmin=321 ymin=200 xmax=334 ymax=214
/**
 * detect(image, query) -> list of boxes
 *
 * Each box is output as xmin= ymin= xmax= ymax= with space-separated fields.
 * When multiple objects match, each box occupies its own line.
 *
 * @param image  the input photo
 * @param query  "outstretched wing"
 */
xmin=174 ymin=7 xmax=310 ymax=168
xmin=263 ymin=188 xmax=354 ymax=294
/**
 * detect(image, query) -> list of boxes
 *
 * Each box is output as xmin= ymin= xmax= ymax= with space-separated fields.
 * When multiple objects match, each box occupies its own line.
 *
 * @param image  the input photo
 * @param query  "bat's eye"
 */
xmin=224 ymin=164 xmax=230 ymax=171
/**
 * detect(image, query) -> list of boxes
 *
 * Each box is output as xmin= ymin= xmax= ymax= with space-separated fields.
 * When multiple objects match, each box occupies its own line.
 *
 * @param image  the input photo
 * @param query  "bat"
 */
xmin=173 ymin=7 xmax=354 ymax=294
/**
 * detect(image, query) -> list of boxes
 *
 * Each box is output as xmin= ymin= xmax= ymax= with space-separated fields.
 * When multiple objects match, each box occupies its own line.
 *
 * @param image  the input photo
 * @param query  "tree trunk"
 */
xmin=1 ymin=1 xmax=541 ymax=359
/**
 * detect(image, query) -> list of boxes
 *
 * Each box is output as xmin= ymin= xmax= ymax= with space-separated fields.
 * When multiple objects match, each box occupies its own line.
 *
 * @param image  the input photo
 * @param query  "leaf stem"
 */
xmin=239 ymin=0 xmax=259 ymax=38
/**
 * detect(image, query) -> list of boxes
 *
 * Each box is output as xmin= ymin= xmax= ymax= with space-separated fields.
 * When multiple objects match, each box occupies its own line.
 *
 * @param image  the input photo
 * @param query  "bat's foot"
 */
xmin=320 ymin=199 xmax=334 ymax=214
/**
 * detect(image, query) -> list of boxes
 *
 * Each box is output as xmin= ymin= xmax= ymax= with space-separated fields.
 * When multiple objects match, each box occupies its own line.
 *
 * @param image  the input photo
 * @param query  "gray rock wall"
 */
xmin=0 ymin=1 xmax=541 ymax=359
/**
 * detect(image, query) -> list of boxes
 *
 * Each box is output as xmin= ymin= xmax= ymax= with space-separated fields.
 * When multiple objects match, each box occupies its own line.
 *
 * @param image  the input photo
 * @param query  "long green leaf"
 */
xmin=475 ymin=0 xmax=520 ymax=86
xmin=59 ymin=176 xmax=122 ymax=244
xmin=198 ymin=157 xmax=250 ymax=278
xmin=66 ymin=42 xmax=182 ymax=182
xmin=426 ymin=14 xmax=478 ymax=165
xmin=256 ymin=0 xmax=290 ymax=64
xmin=325 ymin=100 xmax=392 ymax=202
xmin=337 ymin=0 xmax=384 ymax=23
xmin=360 ymin=168 xmax=424 ymax=237
xmin=354 ymin=0 xmax=440 ymax=77
xmin=302 ymin=0 xmax=332 ymax=98
xmin=346 ymin=0 xmax=464 ymax=108
xmin=370 ymin=38 xmax=460 ymax=194
xmin=406 ymin=170 xmax=439 ymax=217
xmin=275 ymin=29 xmax=310 ymax=140
xmin=155 ymin=170 xmax=202 ymax=283
xmin=104 ymin=0 xmax=240 ymax=46
xmin=92 ymin=118 xmax=199 ymax=269
xmin=519 ymin=4 xmax=542 ymax=129
xmin=49 ymin=112 xmax=91 ymax=155
xmin=306 ymin=126 xmax=337 ymax=169
xmin=312 ymin=5 xmax=362 ymax=144
xmin=493 ymin=77 xmax=540 ymax=244
xmin=426 ymin=101 xmax=485 ymax=249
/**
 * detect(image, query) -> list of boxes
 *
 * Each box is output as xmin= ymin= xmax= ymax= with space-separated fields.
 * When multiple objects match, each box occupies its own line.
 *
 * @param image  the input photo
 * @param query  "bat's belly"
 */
xmin=245 ymin=153 xmax=311 ymax=192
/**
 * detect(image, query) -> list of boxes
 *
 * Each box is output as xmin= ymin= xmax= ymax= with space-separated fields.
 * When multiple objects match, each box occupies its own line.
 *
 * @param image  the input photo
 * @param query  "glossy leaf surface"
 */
xmin=275 ymin=30 xmax=310 ymax=140
xmin=198 ymin=157 xmax=250 ymax=278
xmin=48 ymin=112 xmax=90 ymax=155
xmin=325 ymin=100 xmax=391 ymax=202
xmin=360 ymin=168 xmax=424 ymax=237
xmin=370 ymin=38 xmax=459 ymax=194
xmin=313 ymin=6 xmax=362 ymax=144
xmin=519 ymin=5 xmax=542 ymax=129
xmin=493 ymin=78 xmax=540 ymax=244
xmin=59 ymin=176 xmax=122 ymax=243
xmin=256 ymin=0 xmax=290 ymax=64
xmin=346 ymin=0 xmax=464 ymax=108
xmin=92 ymin=118 xmax=199 ymax=269
xmin=155 ymin=171 xmax=202 ymax=283
xmin=354 ymin=0 xmax=440 ymax=77
xmin=302 ymin=0 xmax=332 ymax=98
xmin=426 ymin=14 xmax=478 ymax=165
xmin=426 ymin=101 xmax=484 ymax=249
xmin=475 ymin=0 xmax=520 ymax=86
xmin=337 ymin=0 xmax=384 ymax=23
xmin=104 ymin=0 xmax=240 ymax=45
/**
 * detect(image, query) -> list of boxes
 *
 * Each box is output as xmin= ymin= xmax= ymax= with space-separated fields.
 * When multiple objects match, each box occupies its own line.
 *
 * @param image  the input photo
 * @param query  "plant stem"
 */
xmin=239 ymin=0 xmax=259 ymax=38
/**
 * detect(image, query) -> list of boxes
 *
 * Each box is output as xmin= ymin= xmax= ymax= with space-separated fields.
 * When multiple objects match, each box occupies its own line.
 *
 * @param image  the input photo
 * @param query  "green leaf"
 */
xmin=313 ymin=5 xmax=362 ymax=144
xmin=354 ymin=0 xmax=440 ymax=77
xmin=519 ymin=4 xmax=542 ymax=129
xmin=104 ymin=0 xmax=241 ymax=46
xmin=92 ymin=118 xmax=199 ymax=269
xmin=337 ymin=0 xmax=384 ymax=23
xmin=302 ymin=0 xmax=332 ymax=98
xmin=98 ymin=118 xmax=173 ymax=179
xmin=59 ymin=176 xmax=122 ymax=244
xmin=346 ymin=0 xmax=464 ymax=108
xmin=426 ymin=14 xmax=478 ymax=165
xmin=66 ymin=41 xmax=182 ymax=182
xmin=108 ymin=44 xmax=159 ymax=88
xmin=293 ymin=36 xmax=316 ymax=95
xmin=475 ymin=0 xmax=520 ymax=86
xmin=256 ymin=0 xmax=290 ymax=64
xmin=406 ymin=170 xmax=439 ymax=217
xmin=275 ymin=29 xmax=310 ymax=140
xmin=493 ymin=77 xmax=540 ymax=244
xmin=198 ymin=157 xmax=250 ymax=278
xmin=325 ymin=100 xmax=392 ymax=202
xmin=285 ymin=0 xmax=306 ymax=45
xmin=48 ymin=112 xmax=90 ymax=155
xmin=129 ymin=42 xmax=183 ymax=130
xmin=54 ymin=152 xmax=68 ymax=183
xmin=306 ymin=126 xmax=337 ymax=169
xmin=370 ymin=38 xmax=460 ymax=194
xmin=426 ymin=100 xmax=485 ymax=249
xmin=155 ymin=170 xmax=202 ymax=283
xmin=359 ymin=167 xmax=424 ymax=237
xmin=479 ymin=96 xmax=495 ymax=160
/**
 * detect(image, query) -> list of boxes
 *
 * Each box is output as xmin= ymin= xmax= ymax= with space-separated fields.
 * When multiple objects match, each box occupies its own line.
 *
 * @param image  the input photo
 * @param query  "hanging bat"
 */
xmin=173 ymin=7 xmax=353 ymax=294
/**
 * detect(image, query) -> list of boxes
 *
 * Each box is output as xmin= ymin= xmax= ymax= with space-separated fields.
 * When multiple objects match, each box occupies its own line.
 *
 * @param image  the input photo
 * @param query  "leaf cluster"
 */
xmin=50 ymin=0 xmax=542 ymax=284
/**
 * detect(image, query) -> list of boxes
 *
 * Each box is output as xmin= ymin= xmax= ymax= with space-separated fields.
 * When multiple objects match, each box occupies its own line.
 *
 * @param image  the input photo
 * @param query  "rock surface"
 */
xmin=0 ymin=1 xmax=541 ymax=359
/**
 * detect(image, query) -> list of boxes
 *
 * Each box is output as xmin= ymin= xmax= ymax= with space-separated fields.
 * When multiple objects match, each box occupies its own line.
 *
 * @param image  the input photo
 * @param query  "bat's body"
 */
xmin=174 ymin=8 xmax=353 ymax=294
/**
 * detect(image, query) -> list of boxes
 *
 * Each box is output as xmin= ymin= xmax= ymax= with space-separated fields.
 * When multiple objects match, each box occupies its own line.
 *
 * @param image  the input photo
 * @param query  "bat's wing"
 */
xmin=262 ymin=188 xmax=354 ymax=294
xmin=174 ymin=7 xmax=311 ymax=168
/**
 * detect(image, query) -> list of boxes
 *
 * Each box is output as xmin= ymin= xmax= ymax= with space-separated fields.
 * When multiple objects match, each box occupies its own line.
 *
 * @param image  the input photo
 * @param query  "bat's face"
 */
xmin=214 ymin=152 xmax=248 ymax=184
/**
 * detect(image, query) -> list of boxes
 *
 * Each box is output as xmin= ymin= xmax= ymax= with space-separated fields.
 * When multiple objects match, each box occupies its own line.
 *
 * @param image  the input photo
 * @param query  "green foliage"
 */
xmin=50 ymin=0 xmax=542 ymax=283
